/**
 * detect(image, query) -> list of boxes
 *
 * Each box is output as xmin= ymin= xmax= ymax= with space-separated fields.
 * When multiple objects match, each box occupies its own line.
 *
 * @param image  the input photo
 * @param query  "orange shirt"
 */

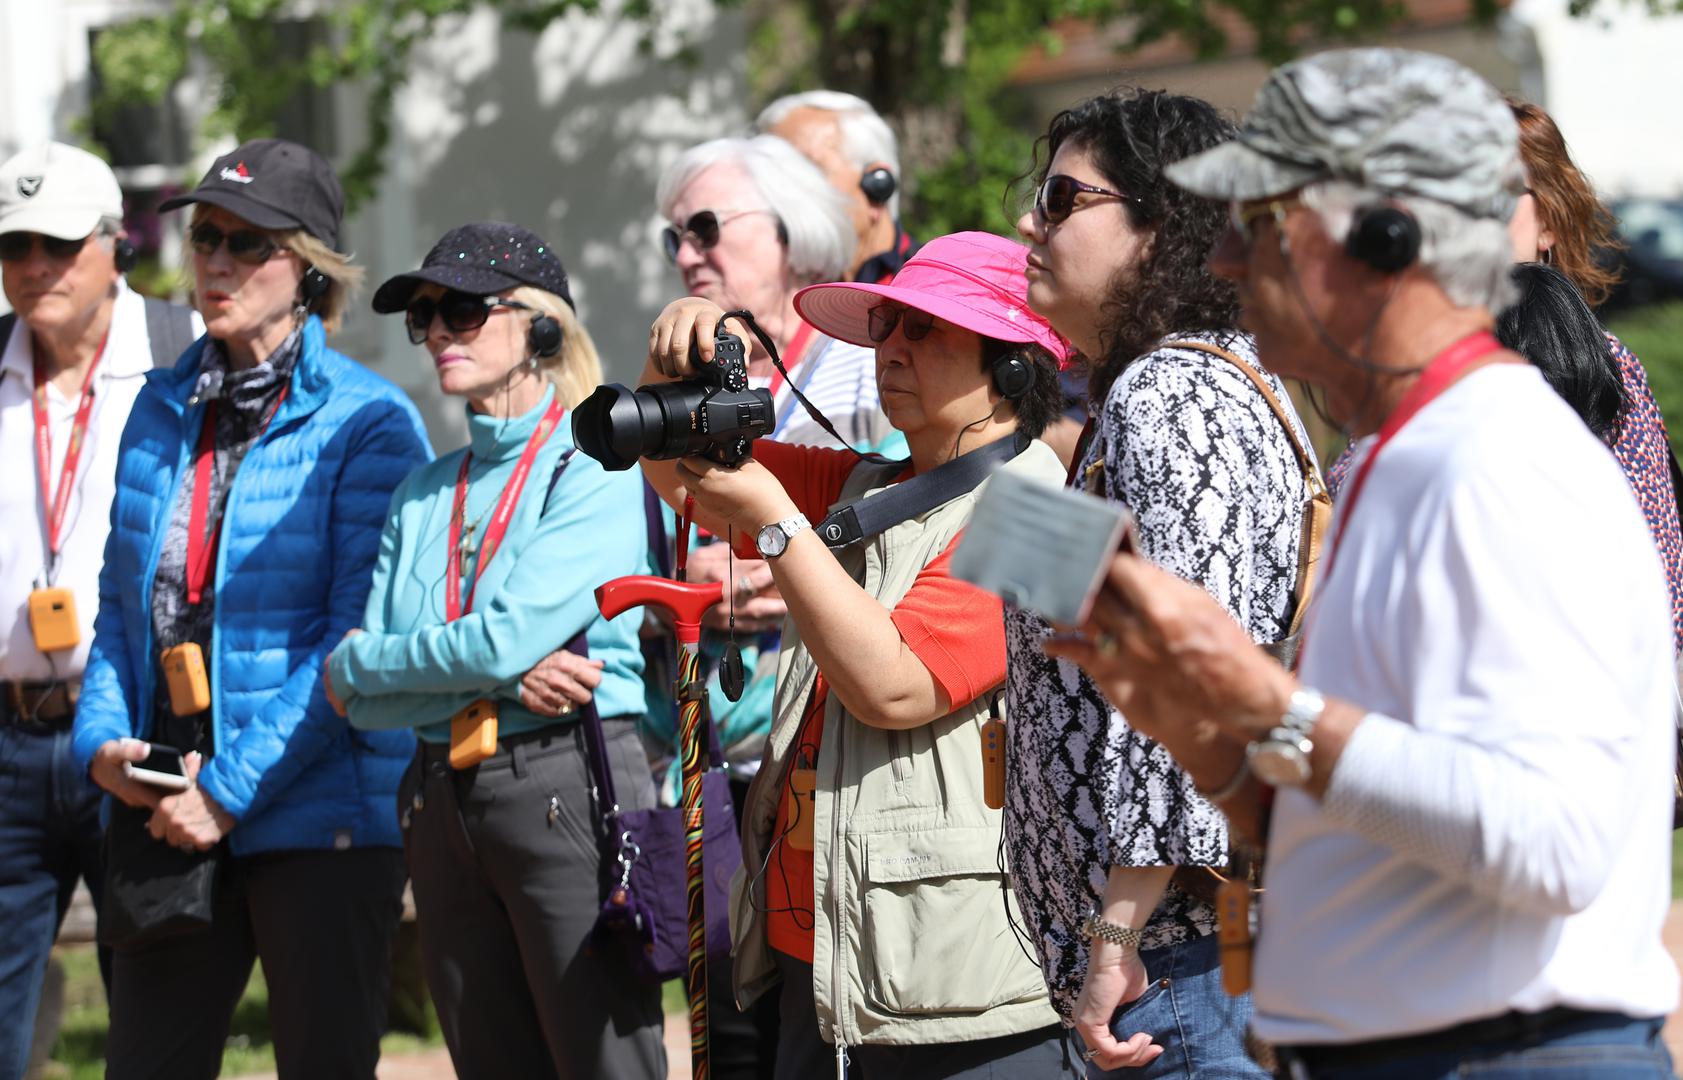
xmin=747 ymin=441 xmax=1007 ymax=961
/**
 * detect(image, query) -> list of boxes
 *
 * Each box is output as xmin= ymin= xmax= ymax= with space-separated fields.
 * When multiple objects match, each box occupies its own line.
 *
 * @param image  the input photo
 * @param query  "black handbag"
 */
xmin=99 ymin=800 xmax=221 ymax=949
xmin=573 ymin=635 xmax=741 ymax=982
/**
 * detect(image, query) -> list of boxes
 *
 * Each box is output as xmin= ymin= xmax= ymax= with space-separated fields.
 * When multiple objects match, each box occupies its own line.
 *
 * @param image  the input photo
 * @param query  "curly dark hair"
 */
xmin=1028 ymin=88 xmax=1242 ymax=407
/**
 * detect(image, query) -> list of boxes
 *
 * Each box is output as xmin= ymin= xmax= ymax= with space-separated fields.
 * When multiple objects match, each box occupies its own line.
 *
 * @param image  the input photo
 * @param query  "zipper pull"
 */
xmin=547 ymin=795 xmax=560 ymax=827
xmin=834 ymin=1039 xmax=848 ymax=1079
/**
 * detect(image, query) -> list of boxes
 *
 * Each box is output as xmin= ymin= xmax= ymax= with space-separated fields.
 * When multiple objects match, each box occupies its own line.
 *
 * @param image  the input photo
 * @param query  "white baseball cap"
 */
xmin=0 ymin=142 xmax=125 ymax=240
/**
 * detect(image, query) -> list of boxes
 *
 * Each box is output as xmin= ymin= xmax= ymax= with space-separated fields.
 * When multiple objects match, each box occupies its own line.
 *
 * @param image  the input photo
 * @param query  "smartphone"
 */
xmin=122 ymin=745 xmax=191 ymax=791
xmin=951 ymin=470 xmax=1135 ymax=626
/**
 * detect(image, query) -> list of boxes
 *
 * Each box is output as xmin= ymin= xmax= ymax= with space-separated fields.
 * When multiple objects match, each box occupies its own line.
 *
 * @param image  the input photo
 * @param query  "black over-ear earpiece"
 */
xmin=1345 ymin=206 xmax=1421 ymax=274
xmin=860 ymin=167 xmax=896 ymax=207
xmin=991 ymin=350 xmax=1034 ymax=401
xmin=775 ymin=219 xmax=789 ymax=247
xmin=527 ymin=313 xmax=563 ymax=358
xmin=113 ymin=237 xmax=138 ymax=274
xmin=299 ymin=265 xmax=331 ymax=304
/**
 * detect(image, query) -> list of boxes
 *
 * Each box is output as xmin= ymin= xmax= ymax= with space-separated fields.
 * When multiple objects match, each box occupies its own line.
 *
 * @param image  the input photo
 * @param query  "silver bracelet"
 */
xmin=1196 ymin=759 xmax=1251 ymax=803
xmin=1080 ymin=910 xmax=1144 ymax=951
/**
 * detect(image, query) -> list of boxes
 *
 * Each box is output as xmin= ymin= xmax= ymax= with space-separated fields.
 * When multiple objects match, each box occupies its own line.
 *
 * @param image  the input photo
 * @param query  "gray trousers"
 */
xmin=773 ymin=952 xmax=1078 ymax=1079
xmin=402 ymin=721 xmax=666 ymax=1080
xmin=104 ymin=846 xmax=406 ymax=1080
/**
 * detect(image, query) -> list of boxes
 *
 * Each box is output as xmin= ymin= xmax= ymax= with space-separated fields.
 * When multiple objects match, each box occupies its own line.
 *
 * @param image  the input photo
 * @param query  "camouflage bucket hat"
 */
xmin=1165 ymin=48 xmax=1524 ymax=221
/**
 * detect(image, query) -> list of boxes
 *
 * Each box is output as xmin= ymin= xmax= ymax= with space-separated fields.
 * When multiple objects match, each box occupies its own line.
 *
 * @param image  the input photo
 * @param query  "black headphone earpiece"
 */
xmin=299 ymin=265 xmax=331 ymax=306
xmin=990 ymin=350 xmax=1034 ymax=401
xmin=1345 ymin=206 xmax=1421 ymax=274
xmin=860 ymin=166 xmax=896 ymax=207
xmin=113 ymin=237 xmax=138 ymax=274
xmin=527 ymin=313 xmax=563 ymax=358
xmin=775 ymin=219 xmax=789 ymax=247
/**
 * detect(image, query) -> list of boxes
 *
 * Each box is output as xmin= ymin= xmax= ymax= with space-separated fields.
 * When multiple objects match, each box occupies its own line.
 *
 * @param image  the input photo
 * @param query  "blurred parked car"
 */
xmin=1601 ymin=198 xmax=1683 ymax=312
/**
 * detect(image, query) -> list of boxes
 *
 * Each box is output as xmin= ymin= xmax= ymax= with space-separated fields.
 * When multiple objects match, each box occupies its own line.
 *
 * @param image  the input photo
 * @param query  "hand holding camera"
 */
xmin=574 ymin=298 xmax=773 ymax=471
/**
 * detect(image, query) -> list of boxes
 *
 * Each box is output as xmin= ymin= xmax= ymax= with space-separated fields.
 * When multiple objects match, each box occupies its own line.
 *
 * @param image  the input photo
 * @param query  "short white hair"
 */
xmin=756 ymin=90 xmax=902 ymax=219
xmin=656 ymin=134 xmax=855 ymax=285
xmin=1299 ymin=180 xmax=1517 ymax=313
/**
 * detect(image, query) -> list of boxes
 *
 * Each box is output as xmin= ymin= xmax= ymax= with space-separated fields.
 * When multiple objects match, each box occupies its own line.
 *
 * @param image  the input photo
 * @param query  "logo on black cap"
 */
xmin=17 ymin=176 xmax=41 ymax=198
xmin=219 ymin=161 xmax=255 ymax=185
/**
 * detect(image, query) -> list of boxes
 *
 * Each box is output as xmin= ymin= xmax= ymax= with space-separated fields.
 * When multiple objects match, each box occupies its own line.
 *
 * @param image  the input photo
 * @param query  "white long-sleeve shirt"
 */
xmin=1256 ymin=363 xmax=1680 ymax=1045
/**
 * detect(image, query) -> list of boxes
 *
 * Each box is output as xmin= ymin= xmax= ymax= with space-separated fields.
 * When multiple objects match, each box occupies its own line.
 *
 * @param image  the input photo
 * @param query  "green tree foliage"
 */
xmin=92 ymin=0 xmax=1426 ymax=225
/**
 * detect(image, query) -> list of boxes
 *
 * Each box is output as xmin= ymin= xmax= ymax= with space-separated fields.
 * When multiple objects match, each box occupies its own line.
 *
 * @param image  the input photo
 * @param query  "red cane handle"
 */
xmin=594 ymin=575 xmax=722 ymax=648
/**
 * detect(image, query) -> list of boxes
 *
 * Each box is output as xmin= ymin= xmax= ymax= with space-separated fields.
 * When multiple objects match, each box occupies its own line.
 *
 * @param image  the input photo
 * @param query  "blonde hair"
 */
xmin=278 ymin=228 xmax=363 ymax=334
xmin=507 ymin=285 xmax=604 ymax=408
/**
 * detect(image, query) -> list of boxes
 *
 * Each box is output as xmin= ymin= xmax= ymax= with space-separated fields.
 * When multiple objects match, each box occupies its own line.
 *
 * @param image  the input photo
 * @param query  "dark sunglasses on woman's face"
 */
xmin=404 ymin=290 xmax=533 ymax=345
xmin=188 ymin=222 xmax=281 ymax=265
xmin=1035 ymin=174 xmax=1137 ymax=226
xmin=866 ymin=302 xmax=936 ymax=344
xmin=660 ymin=208 xmax=771 ymax=262
xmin=0 ymin=232 xmax=89 ymax=262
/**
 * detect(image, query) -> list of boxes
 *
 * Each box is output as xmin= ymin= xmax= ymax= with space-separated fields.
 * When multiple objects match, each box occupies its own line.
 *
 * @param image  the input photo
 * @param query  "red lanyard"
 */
xmin=1322 ymin=331 xmax=1506 ymax=583
xmin=767 ymin=321 xmax=818 ymax=399
xmin=444 ymin=397 xmax=567 ymax=621
xmin=31 ymin=336 xmax=107 ymax=559
xmin=185 ymin=389 xmax=289 ymax=605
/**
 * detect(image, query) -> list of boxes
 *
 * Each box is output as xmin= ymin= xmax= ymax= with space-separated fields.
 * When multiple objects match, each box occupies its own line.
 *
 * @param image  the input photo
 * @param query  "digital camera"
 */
xmin=572 ymin=328 xmax=774 ymax=470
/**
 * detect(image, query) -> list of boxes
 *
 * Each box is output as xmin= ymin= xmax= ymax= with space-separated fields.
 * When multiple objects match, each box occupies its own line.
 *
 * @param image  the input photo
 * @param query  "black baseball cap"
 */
xmin=159 ymin=138 xmax=344 ymax=249
xmin=370 ymin=222 xmax=575 ymax=313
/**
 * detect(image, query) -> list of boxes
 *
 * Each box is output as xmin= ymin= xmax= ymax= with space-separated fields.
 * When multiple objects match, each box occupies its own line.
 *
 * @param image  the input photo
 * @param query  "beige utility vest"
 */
xmin=730 ymin=438 xmax=1063 ymax=1050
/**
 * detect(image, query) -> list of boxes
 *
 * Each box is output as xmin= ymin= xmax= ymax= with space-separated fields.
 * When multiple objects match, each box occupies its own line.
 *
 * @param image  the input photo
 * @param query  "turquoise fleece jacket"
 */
xmin=330 ymin=385 xmax=651 ymax=741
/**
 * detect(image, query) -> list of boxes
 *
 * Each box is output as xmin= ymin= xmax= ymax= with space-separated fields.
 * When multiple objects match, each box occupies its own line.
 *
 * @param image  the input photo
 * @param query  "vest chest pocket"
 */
xmin=859 ymin=828 xmax=1045 ymax=1016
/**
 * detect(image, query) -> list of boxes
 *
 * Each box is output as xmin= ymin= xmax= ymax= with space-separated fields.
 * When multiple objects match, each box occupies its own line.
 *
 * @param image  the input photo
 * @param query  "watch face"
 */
xmin=756 ymin=523 xmax=787 ymax=558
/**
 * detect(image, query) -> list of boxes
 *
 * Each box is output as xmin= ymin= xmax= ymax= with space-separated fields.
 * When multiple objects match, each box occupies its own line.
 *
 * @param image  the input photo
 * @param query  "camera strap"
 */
xmin=816 ymin=431 xmax=1028 ymax=549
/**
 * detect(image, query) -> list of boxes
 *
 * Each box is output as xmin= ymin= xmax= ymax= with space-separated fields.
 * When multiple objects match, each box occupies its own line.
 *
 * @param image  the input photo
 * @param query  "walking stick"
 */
xmin=595 ymin=573 xmax=722 ymax=1080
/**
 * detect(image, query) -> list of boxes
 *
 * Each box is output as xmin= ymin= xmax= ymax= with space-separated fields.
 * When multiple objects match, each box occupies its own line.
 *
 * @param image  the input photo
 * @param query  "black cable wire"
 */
xmin=720 ymin=308 xmax=903 ymax=467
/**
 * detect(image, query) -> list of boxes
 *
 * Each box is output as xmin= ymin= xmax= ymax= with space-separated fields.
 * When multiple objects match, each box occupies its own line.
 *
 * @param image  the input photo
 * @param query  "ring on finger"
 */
xmin=1094 ymin=631 xmax=1120 ymax=658
xmin=1082 ymin=1047 xmax=1100 ymax=1062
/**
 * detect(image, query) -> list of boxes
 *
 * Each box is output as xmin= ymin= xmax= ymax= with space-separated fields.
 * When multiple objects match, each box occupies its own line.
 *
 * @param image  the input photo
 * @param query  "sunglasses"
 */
xmin=660 ymin=208 xmax=773 ymax=262
xmin=1035 ymin=174 xmax=1139 ymax=226
xmin=1228 ymin=198 xmax=1302 ymax=246
xmin=404 ymin=290 xmax=534 ymax=345
xmin=189 ymin=222 xmax=281 ymax=265
xmin=0 ymin=232 xmax=90 ymax=263
xmin=866 ymin=302 xmax=937 ymax=345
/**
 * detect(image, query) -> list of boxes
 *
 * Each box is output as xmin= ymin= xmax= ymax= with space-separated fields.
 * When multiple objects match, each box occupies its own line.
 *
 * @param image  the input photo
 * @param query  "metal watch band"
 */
xmin=1079 ymin=911 xmax=1144 ymax=950
xmin=1280 ymin=686 xmax=1326 ymax=738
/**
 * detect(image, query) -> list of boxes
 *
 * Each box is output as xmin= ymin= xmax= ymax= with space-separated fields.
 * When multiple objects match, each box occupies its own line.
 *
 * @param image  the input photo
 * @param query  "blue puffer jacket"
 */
xmin=73 ymin=317 xmax=432 ymax=855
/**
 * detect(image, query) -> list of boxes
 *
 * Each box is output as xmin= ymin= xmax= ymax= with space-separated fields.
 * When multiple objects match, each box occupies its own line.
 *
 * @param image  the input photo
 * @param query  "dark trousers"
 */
xmin=402 ymin=722 xmax=666 ymax=1080
xmin=0 ymin=725 xmax=109 ymax=1080
xmin=710 ymin=776 xmax=778 ymax=1080
xmin=773 ymin=952 xmax=1078 ymax=1079
xmin=104 ymin=846 xmax=406 ymax=1080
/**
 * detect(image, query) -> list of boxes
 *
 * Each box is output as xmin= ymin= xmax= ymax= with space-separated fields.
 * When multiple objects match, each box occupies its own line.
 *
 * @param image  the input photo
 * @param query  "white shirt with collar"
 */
xmin=1254 ymin=363 xmax=1680 ymax=1045
xmin=0 ymin=280 xmax=202 ymax=681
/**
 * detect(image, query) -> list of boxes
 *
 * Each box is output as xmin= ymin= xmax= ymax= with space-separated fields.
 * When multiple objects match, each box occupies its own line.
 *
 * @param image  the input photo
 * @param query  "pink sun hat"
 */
xmin=794 ymin=231 xmax=1071 ymax=365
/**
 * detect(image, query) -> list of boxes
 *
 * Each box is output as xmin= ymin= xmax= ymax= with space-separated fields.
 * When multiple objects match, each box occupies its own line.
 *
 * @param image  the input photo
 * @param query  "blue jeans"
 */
xmin=0 ymin=725 xmax=108 ymax=1080
xmin=1089 ymin=931 xmax=1269 ymax=1080
xmin=1282 ymin=1013 xmax=1675 ymax=1079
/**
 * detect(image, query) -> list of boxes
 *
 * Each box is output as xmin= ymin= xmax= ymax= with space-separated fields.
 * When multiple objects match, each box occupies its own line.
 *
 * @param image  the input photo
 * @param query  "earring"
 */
xmin=1539 ymin=246 xmax=1553 ymax=266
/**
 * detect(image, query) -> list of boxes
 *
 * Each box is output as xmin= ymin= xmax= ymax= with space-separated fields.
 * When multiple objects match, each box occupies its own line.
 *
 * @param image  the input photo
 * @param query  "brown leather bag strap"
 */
xmin=1163 ymin=340 xmax=1332 ymax=641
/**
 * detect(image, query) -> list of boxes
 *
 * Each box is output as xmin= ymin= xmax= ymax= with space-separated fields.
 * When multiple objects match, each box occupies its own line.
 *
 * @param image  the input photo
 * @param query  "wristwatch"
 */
xmin=754 ymin=514 xmax=811 ymax=559
xmin=1079 ymin=908 xmax=1144 ymax=951
xmin=1245 ymin=687 xmax=1326 ymax=788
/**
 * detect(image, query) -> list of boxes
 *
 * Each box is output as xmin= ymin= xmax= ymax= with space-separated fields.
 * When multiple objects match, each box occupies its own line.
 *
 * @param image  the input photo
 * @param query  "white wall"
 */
xmin=1507 ymin=0 xmax=1683 ymax=199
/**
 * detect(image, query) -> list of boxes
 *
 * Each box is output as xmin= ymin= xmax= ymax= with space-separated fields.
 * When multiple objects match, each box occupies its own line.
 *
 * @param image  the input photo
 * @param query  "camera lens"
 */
xmin=572 ymin=382 xmax=712 ymax=470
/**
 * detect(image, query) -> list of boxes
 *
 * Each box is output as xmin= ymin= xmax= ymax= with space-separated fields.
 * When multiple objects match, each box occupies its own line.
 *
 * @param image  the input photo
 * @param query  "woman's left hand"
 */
xmin=675 ymin=455 xmax=798 ymax=538
xmin=148 ymin=752 xmax=235 ymax=852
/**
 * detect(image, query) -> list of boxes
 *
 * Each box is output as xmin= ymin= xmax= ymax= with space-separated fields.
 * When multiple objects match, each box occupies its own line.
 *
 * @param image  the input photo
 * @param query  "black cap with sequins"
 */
xmin=371 ymin=221 xmax=574 ymax=313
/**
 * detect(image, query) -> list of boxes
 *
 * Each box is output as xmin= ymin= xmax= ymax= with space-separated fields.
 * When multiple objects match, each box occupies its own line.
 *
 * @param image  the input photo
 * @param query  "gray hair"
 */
xmin=755 ymin=90 xmax=902 ymax=219
xmin=656 ymin=134 xmax=855 ymax=285
xmin=1299 ymin=180 xmax=1516 ymax=313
